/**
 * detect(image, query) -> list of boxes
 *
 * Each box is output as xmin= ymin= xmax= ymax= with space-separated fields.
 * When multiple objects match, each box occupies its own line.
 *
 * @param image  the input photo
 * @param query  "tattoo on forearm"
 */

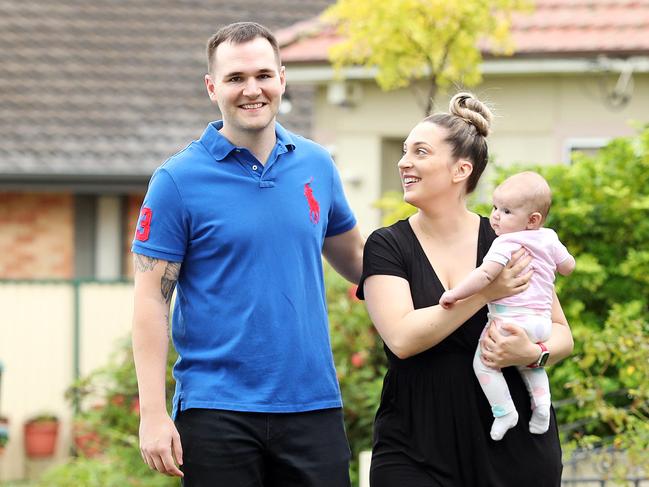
xmin=134 ymin=254 xmax=158 ymax=272
xmin=161 ymin=262 xmax=180 ymax=303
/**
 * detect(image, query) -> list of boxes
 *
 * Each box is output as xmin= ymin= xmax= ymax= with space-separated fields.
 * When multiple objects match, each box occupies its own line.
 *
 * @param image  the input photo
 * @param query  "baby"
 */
xmin=439 ymin=171 xmax=575 ymax=441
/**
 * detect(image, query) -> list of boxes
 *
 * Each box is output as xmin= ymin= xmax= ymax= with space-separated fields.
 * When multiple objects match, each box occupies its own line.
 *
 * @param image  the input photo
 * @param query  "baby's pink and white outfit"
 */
xmin=474 ymin=228 xmax=572 ymax=437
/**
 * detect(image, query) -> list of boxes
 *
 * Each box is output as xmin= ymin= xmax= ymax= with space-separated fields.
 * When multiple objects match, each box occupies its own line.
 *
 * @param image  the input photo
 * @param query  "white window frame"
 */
xmin=562 ymin=137 xmax=610 ymax=164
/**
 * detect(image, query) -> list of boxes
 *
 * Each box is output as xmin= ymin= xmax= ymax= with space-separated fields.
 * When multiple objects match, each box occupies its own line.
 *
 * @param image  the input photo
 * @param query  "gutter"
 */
xmin=285 ymin=55 xmax=649 ymax=84
xmin=0 ymin=173 xmax=151 ymax=193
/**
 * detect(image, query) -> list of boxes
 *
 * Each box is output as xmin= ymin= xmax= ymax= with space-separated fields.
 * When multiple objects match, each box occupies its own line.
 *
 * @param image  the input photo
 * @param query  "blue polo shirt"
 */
xmin=132 ymin=121 xmax=356 ymax=417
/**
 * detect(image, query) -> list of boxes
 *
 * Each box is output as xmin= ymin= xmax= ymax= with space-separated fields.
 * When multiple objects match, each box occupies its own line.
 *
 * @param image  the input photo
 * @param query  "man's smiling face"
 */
xmin=205 ymin=37 xmax=285 ymax=141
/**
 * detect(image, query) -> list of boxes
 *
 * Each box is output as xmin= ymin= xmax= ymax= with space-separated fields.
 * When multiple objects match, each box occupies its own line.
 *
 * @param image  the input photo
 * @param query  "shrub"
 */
xmin=42 ymin=339 xmax=178 ymax=487
xmin=377 ymin=125 xmax=649 ymax=474
xmin=325 ymin=266 xmax=387 ymax=483
xmin=539 ymin=125 xmax=649 ymax=472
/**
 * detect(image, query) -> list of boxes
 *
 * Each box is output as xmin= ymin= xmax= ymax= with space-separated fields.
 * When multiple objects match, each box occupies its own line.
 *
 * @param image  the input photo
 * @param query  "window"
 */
xmin=74 ymin=195 xmax=125 ymax=280
xmin=563 ymin=138 xmax=609 ymax=164
xmin=381 ymin=138 xmax=405 ymax=194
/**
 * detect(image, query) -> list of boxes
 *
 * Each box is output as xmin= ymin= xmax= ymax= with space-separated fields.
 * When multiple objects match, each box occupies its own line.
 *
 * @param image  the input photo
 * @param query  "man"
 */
xmin=131 ymin=22 xmax=363 ymax=486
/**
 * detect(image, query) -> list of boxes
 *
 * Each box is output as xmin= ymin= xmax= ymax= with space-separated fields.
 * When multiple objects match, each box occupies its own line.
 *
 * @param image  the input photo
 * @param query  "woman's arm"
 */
xmin=364 ymin=274 xmax=489 ymax=359
xmin=364 ymin=250 xmax=532 ymax=359
xmin=480 ymin=290 xmax=573 ymax=368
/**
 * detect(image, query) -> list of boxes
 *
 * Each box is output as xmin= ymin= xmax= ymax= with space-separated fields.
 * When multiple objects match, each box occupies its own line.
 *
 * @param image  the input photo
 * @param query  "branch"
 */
xmin=423 ymin=24 xmax=463 ymax=116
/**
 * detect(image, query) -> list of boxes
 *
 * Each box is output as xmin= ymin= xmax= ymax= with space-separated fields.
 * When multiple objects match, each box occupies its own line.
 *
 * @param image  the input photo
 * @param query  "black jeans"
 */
xmin=175 ymin=407 xmax=351 ymax=487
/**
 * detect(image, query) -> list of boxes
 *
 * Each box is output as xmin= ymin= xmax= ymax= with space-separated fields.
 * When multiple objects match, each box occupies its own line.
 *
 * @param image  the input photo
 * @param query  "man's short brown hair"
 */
xmin=206 ymin=22 xmax=281 ymax=74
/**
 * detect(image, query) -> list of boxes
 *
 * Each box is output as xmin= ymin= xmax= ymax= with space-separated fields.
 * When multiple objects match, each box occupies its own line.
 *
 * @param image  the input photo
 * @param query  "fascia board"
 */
xmin=285 ymin=56 xmax=649 ymax=84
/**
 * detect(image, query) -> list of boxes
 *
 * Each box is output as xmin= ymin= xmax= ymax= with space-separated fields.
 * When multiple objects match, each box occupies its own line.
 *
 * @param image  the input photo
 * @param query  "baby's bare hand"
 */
xmin=439 ymin=291 xmax=456 ymax=309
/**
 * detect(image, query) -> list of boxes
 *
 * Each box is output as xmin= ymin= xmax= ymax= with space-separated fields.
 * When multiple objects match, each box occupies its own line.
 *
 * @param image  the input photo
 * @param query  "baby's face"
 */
xmin=489 ymin=187 xmax=533 ymax=236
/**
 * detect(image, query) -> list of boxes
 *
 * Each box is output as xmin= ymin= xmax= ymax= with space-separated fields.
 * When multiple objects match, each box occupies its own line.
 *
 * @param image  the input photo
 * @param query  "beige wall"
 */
xmin=0 ymin=282 xmax=134 ymax=481
xmin=312 ymin=72 xmax=649 ymax=234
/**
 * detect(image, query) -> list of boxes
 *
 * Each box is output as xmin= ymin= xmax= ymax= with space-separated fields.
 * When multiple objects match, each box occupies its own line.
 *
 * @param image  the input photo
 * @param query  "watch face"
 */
xmin=538 ymin=351 xmax=550 ymax=367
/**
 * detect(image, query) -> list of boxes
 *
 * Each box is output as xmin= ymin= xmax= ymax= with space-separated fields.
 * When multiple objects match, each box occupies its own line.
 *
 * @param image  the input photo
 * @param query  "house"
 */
xmin=277 ymin=0 xmax=649 ymax=231
xmin=0 ymin=0 xmax=335 ymax=280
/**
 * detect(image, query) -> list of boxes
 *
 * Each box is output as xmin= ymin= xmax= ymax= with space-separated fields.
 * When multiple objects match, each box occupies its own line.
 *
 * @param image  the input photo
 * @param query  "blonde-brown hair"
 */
xmin=424 ymin=92 xmax=493 ymax=194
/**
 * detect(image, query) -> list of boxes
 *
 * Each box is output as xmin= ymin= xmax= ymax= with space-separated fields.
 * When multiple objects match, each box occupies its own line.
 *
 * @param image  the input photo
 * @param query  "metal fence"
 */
xmin=562 ymin=480 xmax=649 ymax=486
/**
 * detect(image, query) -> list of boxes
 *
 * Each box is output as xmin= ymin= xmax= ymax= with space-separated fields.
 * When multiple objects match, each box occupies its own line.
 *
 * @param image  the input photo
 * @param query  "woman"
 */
xmin=357 ymin=93 xmax=573 ymax=486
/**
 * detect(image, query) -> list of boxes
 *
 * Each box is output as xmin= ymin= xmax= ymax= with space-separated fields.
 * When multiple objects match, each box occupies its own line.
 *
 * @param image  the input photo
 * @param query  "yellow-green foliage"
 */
xmin=323 ymin=0 xmax=530 ymax=107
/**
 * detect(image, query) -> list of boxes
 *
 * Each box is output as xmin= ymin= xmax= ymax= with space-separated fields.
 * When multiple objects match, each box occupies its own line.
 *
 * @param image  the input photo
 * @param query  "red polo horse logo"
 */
xmin=304 ymin=177 xmax=320 ymax=224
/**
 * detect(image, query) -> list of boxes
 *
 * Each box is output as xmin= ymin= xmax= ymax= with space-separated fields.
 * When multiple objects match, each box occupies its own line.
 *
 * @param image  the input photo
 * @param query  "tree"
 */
xmin=323 ymin=0 xmax=530 ymax=115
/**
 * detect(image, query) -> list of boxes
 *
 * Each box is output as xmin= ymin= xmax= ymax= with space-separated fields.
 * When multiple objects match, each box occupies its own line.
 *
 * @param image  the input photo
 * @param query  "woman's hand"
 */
xmin=482 ymin=248 xmax=533 ymax=302
xmin=480 ymin=321 xmax=540 ymax=368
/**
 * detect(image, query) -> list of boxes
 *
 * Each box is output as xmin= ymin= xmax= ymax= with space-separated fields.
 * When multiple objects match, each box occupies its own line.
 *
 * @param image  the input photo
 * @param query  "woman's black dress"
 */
xmin=357 ymin=217 xmax=562 ymax=487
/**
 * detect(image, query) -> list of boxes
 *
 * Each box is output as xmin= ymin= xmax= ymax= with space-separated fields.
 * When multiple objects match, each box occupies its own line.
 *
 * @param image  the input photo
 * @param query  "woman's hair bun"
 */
xmin=449 ymin=92 xmax=493 ymax=137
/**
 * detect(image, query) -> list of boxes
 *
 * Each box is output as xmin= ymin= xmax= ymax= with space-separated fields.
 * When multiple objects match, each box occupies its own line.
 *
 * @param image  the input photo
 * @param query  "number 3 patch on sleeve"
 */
xmin=135 ymin=207 xmax=152 ymax=242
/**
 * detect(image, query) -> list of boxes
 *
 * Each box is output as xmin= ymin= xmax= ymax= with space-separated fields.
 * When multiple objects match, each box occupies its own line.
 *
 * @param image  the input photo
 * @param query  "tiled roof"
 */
xmin=279 ymin=0 xmax=649 ymax=63
xmin=0 ymin=0 xmax=334 ymax=181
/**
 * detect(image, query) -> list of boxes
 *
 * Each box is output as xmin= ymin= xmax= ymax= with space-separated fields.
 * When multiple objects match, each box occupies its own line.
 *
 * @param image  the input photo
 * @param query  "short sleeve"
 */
xmin=552 ymin=237 xmax=572 ymax=265
xmin=483 ymin=237 xmax=521 ymax=266
xmin=356 ymin=228 xmax=408 ymax=300
xmin=325 ymin=162 xmax=356 ymax=237
xmin=131 ymin=168 xmax=188 ymax=262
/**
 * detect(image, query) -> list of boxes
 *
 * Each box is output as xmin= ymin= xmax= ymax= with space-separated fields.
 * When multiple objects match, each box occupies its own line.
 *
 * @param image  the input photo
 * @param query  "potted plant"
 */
xmin=0 ymin=415 xmax=8 ymax=454
xmin=24 ymin=413 xmax=59 ymax=458
xmin=72 ymin=416 xmax=103 ymax=458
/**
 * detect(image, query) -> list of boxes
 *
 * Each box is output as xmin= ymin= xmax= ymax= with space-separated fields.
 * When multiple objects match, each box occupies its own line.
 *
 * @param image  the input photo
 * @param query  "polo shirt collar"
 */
xmin=200 ymin=120 xmax=296 ymax=162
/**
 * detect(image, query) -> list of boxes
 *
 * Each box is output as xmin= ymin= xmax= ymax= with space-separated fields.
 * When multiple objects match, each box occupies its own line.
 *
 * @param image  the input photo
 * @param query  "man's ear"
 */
xmin=205 ymin=74 xmax=218 ymax=102
xmin=527 ymin=212 xmax=543 ymax=229
xmin=453 ymin=159 xmax=473 ymax=184
xmin=280 ymin=65 xmax=286 ymax=94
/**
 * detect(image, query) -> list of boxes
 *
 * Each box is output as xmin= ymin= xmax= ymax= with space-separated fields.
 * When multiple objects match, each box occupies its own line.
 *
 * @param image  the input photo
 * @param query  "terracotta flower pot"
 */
xmin=73 ymin=421 xmax=104 ymax=457
xmin=24 ymin=418 xmax=59 ymax=458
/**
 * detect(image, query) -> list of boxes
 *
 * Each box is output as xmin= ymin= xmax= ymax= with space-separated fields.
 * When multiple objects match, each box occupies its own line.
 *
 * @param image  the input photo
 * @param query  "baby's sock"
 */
xmin=529 ymin=405 xmax=551 ymax=434
xmin=490 ymin=410 xmax=519 ymax=441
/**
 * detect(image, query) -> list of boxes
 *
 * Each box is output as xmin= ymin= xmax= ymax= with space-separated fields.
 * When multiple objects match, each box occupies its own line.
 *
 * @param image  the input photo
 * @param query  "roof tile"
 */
xmin=279 ymin=0 xmax=649 ymax=62
xmin=1 ymin=0 xmax=335 ymax=179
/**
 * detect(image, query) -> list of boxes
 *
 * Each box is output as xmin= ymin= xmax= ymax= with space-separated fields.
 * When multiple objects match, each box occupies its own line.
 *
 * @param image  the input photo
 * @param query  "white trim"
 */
xmin=286 ymin=64 xmax=376 ymax=83
xmin=95 ymin=195 xmax=122 ymax=280
xmin=562 ymin=137 xmax=610 ymax=164
xmin=285 ymin=56 xmax=649 ymax=84
xmin=359 ymin=450 xmax=371 ymax=487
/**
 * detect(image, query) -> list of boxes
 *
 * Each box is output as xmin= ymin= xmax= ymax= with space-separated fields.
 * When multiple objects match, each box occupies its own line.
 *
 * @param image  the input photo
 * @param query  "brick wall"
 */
xmin=0 ymin=192 xmax=145 ymax=280
xmin=0 ymin=193 xmax=74 ymax=279
xmin=123 ymin=194 xmax=144 ymax=278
